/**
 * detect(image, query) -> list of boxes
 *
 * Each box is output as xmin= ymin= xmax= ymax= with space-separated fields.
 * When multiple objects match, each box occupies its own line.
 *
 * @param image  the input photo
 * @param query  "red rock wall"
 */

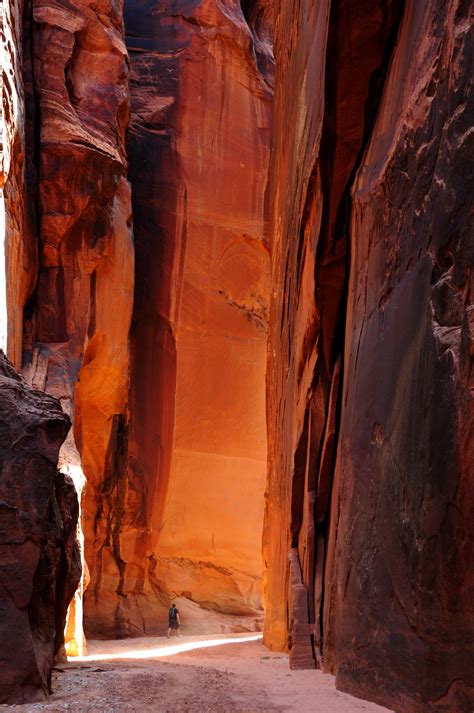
xmin=84 ymin=0 xmax=274 ymax=637
xmin=325 ymin=2 xmax=474 ymax=710
xmin=264 ymin=0 xmax=403 ymax=653
xmin=265 ymin=0 xmax=474 ymax=710
xmin=17 ymin=0 xmax=134 ymax=651
xmin=0 ymin=0 xmax=37 ymax=368
xmin=0 ymin=351 xmax=80 ymax=704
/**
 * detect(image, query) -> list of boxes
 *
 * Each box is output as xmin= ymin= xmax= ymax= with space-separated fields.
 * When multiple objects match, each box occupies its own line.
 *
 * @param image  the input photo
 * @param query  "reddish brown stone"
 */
xmin=17 ymin=0 xmax=134 ymax=651
xmin=83 ymin=0 xmax=274 ymax=637
xmin=265 ymin=0 xmax=473 ymax=711
xmin=0 ymin=351 xmax=80 ymax=704
xmin=1 ymin=0 xmax=37 ymax=368
xmin=288 ymin=548 xmax=315 ymax=670
xmin=264 ymin=0 xmax=402 ymax=655
xmin=324 ymin=2 xmax=474 ymax=710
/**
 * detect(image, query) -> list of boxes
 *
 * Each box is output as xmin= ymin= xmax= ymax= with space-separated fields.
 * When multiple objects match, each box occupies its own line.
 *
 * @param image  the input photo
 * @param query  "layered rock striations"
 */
xmin=83 ymin=0 xmax=274 ymax=637
xmin=264 ymin=0 xmax=404 ymax=654
xmin=18 ymin=0 xmax=134 ymax=648
xmin=325 ymin=2 xmax=474 ymax=710
xmin=0 ymin=351 xmax=80 ymax=704
xmin=265 ymin=0 xmax=473 ymax=711
xmin=0 ymin=0 xmax=37 ymax=368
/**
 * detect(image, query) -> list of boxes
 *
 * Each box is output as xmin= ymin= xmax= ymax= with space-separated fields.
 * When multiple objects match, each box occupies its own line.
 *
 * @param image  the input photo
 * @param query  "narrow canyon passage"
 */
xmin=83 ymin=0 xmax=275 ymax=638
xmin=0 ymin=0 xmax=472 ymax=710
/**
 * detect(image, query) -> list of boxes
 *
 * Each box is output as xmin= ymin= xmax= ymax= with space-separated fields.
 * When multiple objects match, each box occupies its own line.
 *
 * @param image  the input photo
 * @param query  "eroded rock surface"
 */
xmin=265 ymin=0 xmax=473 ymax=711
xmin=264 ymin=0 xmax=403 ymax=655
xmin=325 ymin=2 xmax=474 ymax=710
xmin=84 ymin=0 xmax=274 ymax=637
xmin=0 ymin=0 xmax=37 ymax=368
xmin=17 ymin=0 xmax=134 ymax=649
xmin=0 ymin=351 xmax=80 ymax=704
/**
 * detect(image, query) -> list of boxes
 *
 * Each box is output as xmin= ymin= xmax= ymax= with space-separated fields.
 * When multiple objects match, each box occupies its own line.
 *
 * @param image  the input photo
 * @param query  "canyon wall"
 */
xmin=0 ymin=351 xmax=80 ymax=704
xmin=325 ymin=2 xmax=474 ymax=710
xmin=264 ymin=0 xmax=404 ymax=654
xmin=2 ymin=0 xmax=274 ymax=645
xmin=0 ymin=0 xmax=36 ymax=367
xmin=84 ymin=0 xmax=274 ymax=637
xmin=17 ymin=0 xmax=135 ymax=648
xmin=265 ymin=0 xmax=473 ymax=711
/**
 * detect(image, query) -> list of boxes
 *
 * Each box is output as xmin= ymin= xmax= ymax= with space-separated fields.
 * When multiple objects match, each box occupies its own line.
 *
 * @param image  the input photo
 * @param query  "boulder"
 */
xmin=0 ymin=351 xmax=80 ymax=704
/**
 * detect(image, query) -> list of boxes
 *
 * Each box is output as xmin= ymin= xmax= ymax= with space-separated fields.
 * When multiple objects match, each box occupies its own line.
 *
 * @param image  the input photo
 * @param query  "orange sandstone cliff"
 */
xmin=1 ymin=0 xmax=473 ymax=710
xmin=1 ymin=0 xmax=36 ymax=368
xmin=83 ymin=0 xmax=274 ymax=637
xmin=20 ymin=0 xmax=135 ymax=651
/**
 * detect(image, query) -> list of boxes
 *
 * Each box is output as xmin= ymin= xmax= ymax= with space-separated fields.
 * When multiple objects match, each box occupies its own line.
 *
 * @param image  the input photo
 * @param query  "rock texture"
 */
xmin=18 ymin=0 xmax=134 ymax=651
xmin=0 ymin=351 xmax=80 ymax=704
xmin=264 ymin=0 xmax=404 ymax=654
xmin=83 ymin=0 xmax=274 ymax=637
xmin=0 ymin=0 xmax=37 ymax=368
xmin=324 ymin=2 xmax=474 ymax=710
xmin=265 ymin=0 xmax=474 ymax=711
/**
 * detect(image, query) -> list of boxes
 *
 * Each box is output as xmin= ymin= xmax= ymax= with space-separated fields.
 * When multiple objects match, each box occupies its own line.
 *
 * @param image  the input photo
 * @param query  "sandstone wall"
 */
xmin=0 ymin=351 xmax=80 ymax=704
xmin=325 ymin=2 xmax=474 ymax=710
xmin=0 ymin=0 xmax=36 ymax=367
xmin=17 ymin=0 xmax=134 ymax=651
xmin=265 ymin=0 xmax=473 ymax=711
xmin=84 ymin=0 xmax=274 ymax=637
xmin=264 ymin=0 xmax=403 ymax=653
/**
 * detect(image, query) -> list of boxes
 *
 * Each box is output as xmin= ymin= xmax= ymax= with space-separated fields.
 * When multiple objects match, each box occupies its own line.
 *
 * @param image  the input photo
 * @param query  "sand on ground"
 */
xmin=1 ymin=634 xmax=392 ymax=712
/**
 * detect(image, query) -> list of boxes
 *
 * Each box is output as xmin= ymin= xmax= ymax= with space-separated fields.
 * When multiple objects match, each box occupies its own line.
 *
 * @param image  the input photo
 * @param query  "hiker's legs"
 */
xmin=167 ymin=627 xmax=171 ymax=639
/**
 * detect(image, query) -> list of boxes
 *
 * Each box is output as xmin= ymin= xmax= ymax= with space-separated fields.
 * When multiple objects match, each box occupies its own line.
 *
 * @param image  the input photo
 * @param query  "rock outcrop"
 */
xmin=264 ymin=0 xmax=473 ymax=711
xmin=0 ymin=351 xmax=80 ymax=704
xmin=0 ymin=0 xmax=37 ymax=368
xmin=83 ymin=0 xmax=274 ymax=637
xmin=325 ymin=2 xmax=474 ymax=710
xmin=264 ymin=0 xmax=404 ymax=654
xmin=17 ymin=0 xmax=134 ymax=649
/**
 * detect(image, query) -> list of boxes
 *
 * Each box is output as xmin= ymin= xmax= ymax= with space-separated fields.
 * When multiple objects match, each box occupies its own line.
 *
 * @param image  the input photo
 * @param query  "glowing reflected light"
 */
xmin=73 ymin=634 xmax=263 ymax=662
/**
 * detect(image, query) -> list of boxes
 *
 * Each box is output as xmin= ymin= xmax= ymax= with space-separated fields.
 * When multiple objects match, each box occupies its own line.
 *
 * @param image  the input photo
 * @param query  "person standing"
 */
xmin=167 ymin=603 xmax=181 ymax=638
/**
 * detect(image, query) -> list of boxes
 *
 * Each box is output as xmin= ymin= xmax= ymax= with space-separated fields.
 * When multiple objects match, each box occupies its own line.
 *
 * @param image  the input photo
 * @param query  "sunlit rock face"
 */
xmin=0 ymin=351 xmax=80 ymax=704
xmin=18 ymin=0 xmax=134 ymax=652
xmin=83 ymin=0 xmax=274 ymax=637
xmin=264 ymin=0 xmax=473 ymax=711
xmin=0 ymin=0 xmax=36 ymax=368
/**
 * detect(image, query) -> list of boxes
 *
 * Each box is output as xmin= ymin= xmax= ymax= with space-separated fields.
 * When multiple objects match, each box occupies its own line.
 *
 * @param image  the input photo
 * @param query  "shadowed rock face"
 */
xmin=0 ymin=351 xmax=80 ymax=704
xmin=325 ymin=2 xmax=474 ymax=710
xmin=264 ymin=0 xmax=404 ymax=654
xmin=82 ymin=0 xmax=274 ymax=638
xmin=265 ymin=0 xmax=473 ymax=711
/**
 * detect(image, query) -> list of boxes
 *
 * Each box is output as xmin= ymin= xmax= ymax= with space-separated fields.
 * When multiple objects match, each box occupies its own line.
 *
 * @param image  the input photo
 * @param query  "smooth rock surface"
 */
xmin=264 ymin=0 xmax=473 ymax=711
xmin=0 ymin=351 xmax=80 ymax=704
xmin=18 ymin=0 xmax=134 ymax=650
xmin=263 ymin=0 xmax=403 ymax=655
xmin=325 ymin=2 xmax=474 ymax=710
xmin=84 ymin=0 xmax=274 ymax=637
xmin=0 ymin=0 xmax=37 ymax=367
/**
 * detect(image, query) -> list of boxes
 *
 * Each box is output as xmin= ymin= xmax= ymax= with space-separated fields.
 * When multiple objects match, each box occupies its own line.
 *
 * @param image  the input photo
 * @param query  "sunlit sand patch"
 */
xmin=73 ymin=633 xmax=264 ymax=662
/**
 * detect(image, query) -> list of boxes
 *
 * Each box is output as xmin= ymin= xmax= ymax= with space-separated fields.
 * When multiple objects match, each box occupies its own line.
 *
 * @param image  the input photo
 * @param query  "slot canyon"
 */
xmin=0 ymin=0 xmax=472 ymax=711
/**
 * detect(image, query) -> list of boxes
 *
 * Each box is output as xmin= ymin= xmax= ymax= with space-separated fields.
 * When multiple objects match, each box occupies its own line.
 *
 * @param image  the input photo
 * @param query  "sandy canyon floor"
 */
xmin=2 ymin=634 xmax=391 ymax=712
